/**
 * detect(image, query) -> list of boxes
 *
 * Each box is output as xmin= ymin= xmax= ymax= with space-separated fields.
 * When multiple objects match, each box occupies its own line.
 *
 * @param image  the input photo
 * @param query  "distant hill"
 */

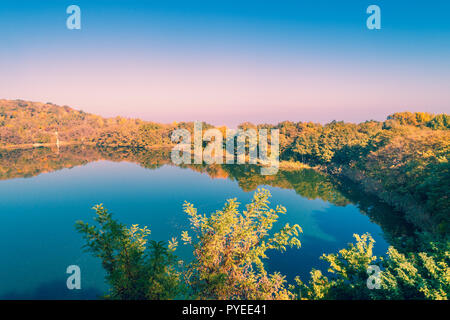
xmin=0 ymin=99 xmax=191 ymax=148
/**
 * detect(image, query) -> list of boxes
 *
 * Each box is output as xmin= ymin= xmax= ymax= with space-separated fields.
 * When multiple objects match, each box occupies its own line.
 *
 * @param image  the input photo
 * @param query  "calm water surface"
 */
xmin=0 ymin=150 xmax=392 ymax=299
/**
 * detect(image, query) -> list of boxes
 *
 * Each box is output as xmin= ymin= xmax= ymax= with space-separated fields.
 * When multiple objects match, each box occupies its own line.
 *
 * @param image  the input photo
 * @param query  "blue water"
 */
xmin=0 ymin=160 xmax=389 ymax=299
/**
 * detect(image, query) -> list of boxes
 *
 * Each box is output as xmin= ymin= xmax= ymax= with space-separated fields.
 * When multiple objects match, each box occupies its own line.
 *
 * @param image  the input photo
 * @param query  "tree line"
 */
xmin=2 ymin=100 xmax=448 ymax=233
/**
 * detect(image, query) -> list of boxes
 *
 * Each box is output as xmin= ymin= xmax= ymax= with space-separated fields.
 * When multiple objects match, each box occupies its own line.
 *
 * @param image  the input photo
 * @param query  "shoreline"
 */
xmin=0 ymin=142 xmax=174 ymax=151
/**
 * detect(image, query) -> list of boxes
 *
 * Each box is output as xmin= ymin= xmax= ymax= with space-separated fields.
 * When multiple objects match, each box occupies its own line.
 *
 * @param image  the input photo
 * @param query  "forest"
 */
xmin=1 ymin=99 xmax=448 ymax=299
xmin=1 ymin=99 xmax=448 ymax=234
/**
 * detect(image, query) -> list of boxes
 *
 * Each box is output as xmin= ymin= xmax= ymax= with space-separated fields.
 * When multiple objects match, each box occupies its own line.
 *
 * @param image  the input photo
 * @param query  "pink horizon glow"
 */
xmin=1 ymin=50 xmax=449 ymax=126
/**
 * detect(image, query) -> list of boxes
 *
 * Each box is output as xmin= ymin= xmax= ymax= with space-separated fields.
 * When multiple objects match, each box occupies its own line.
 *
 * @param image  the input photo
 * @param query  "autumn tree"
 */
xmin=181 ymin=188 xmax=302 ymax=299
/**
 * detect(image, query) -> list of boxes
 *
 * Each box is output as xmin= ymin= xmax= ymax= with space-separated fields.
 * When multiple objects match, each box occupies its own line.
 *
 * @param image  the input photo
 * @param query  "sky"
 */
xmin=0 ymin=0 xmax=449 ymax=126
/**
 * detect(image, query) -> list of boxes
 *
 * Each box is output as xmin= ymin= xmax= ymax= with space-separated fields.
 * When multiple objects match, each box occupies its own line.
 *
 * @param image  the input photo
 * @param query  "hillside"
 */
xmin=0 ymin=99 xmax=186 ymax=148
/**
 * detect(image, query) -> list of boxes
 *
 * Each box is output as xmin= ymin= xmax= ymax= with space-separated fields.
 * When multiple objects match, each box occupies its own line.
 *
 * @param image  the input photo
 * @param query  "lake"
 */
xmin=0 ymin=146 xmax=406 ymax=299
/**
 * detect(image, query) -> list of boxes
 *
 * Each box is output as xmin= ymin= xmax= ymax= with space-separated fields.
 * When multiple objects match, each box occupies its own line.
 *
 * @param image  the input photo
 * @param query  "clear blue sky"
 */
xmin=1 ymin=0 xmax=449 ymax=125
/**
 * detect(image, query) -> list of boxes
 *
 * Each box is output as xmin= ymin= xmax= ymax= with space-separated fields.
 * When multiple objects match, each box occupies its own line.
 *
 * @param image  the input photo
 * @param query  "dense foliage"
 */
xmin=77 ymin=189 xmax=303 ymax=300
xmin=295 ymin=233 xmax=449 ymax=300
xmin=181 ymin=188 xmax=302 ymax=299
xmin=258 ymin=112 xmax=449 ymax=234
xmin=76 ymin=190 xmax=449 ymax=300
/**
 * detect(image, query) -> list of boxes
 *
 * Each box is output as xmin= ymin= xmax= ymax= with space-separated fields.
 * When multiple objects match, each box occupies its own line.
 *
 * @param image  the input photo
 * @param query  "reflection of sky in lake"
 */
xmin=0 ymin=161 xmax=388 ymax=299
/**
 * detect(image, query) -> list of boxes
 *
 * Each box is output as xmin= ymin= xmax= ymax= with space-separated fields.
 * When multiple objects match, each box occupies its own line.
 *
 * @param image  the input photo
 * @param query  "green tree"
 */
xmin=295 ymin=233 xmax=450 ymax=300
xmin=76 ymin=204 xmax=182 ymax=300
xmin=181 ymin=188 xmax=302 ymax=299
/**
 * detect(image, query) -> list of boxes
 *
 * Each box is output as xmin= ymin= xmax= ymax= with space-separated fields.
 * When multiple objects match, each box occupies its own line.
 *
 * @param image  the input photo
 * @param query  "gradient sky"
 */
xmin=1 ymin=0 xmax=449 ymax=126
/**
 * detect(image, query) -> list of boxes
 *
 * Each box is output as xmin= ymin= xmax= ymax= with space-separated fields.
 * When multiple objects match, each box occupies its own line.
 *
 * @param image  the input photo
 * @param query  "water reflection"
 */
xmin=0 ymin=145 xmax=413 ymax=299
